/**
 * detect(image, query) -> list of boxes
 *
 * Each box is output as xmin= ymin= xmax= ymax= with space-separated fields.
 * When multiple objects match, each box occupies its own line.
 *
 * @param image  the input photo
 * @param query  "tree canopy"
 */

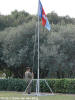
xmin=0 ymin=10 xmax=75 ymax=78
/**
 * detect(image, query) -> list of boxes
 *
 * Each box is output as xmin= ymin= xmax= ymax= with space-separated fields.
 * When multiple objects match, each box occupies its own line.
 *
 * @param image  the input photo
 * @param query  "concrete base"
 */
xmin=23 ymin=92 xmax=54 ymax=96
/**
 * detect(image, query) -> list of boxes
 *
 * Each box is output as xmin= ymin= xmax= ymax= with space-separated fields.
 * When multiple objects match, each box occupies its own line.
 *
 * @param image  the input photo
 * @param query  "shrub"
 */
xmin=0 ymin=78 xmax=75 ymax=94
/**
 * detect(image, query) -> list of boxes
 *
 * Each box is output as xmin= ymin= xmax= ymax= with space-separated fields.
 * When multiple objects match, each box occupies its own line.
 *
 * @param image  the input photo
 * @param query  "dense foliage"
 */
xmin=0 ymin=78 xmax=75 ymax=94
xmin=0 ymin=10 xmax=75 ymax=78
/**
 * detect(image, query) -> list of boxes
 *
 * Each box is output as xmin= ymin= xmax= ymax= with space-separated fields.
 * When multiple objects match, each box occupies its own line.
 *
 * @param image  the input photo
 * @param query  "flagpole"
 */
xmin=37 ymin=0 xmax=40 ymax=95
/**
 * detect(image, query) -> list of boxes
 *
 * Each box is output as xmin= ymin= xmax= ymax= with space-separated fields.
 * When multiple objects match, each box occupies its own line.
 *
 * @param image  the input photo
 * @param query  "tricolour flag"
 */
xmin=38 ymin=0 xmax=51 ymax=31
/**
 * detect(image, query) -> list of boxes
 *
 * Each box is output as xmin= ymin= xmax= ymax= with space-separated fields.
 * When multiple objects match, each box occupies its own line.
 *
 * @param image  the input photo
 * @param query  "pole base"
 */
xmin=24 ymin=79 xmax=54 ymax=96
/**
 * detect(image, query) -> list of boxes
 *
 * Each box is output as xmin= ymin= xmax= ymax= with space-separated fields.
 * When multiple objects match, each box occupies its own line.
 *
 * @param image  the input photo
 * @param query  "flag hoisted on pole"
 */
xmin=38 ymin=0 xmax=51 ymax=31
xmin=24 ymin=0 xmax=53 ymax=96
xmin=37 ymin=0 xmax=51 ymax=96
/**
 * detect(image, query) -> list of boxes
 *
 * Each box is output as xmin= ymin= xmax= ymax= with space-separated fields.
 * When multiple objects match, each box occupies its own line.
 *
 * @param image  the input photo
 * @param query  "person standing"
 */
xmin=25 ymin=67 xmax=34 ymax=94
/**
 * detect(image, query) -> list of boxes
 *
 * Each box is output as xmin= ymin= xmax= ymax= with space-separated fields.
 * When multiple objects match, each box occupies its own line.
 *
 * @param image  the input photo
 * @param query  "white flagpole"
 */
xmin=37 ymin=0 xmax=40 ymax=95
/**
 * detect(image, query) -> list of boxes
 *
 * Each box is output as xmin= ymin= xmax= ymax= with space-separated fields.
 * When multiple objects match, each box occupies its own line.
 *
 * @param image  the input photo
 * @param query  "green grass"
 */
xmin=38 ymin=95 xmax=75 ymax=100
xmin=0 ymin=91 xmax=75 ymax=100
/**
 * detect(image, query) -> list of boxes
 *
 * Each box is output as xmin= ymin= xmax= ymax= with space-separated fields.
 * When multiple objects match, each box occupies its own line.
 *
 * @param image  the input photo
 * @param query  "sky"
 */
xmin=0 ymin=0 xmax=75 ymax=17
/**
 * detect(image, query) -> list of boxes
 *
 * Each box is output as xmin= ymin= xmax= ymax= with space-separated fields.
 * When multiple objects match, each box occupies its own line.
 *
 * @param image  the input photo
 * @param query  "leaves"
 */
xmin=0 ymin=11 xmax=75 ymax=78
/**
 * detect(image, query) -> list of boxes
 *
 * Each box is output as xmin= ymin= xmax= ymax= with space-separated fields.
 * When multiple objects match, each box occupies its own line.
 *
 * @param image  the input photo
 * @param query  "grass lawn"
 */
xmin=0 ymin=91 xmax=75 ymax=100
xmin=39 ymin=94 xmax=75 ymax=100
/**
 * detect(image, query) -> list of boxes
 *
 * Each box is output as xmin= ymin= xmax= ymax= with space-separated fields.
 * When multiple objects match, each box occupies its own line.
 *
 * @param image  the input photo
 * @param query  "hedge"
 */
xmin=0 ymin=78 xmax=75 ymax=94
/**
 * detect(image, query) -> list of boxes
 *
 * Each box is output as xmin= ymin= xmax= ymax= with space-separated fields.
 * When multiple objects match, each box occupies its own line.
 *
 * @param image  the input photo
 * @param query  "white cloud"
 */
xmin=0 ymin=0 xmax=75 ymax=17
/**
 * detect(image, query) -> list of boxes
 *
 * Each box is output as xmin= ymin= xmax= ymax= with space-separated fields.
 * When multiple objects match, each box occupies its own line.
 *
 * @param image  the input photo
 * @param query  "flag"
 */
xmin=38 ymin=0 xmax=51 ymax=31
